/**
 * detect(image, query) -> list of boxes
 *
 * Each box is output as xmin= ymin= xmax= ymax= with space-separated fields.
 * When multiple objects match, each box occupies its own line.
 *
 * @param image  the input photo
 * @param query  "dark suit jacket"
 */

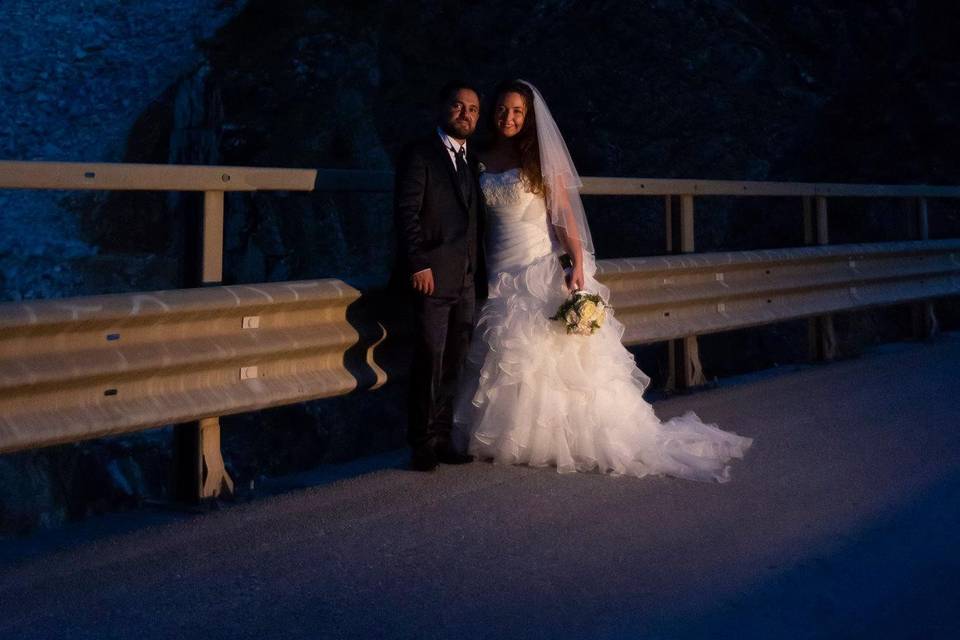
xmin=393 ymin=133 xmax=484 ymax=298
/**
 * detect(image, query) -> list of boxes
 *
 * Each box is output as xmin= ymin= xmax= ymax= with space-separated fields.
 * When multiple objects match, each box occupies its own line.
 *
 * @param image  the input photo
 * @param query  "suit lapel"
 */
xmin=433 ymin=134 xmax=469 ymax=212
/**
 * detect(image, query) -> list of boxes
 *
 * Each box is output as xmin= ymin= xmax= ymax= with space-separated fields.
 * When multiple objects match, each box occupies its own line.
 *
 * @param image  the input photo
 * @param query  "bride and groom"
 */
xmin=394 ymin=80 xmax=752 ymax=479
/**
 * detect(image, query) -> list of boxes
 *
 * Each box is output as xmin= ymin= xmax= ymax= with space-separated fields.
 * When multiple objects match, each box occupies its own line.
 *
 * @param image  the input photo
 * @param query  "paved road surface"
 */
xmin=2 ymin=336 xmax=959 ymax=639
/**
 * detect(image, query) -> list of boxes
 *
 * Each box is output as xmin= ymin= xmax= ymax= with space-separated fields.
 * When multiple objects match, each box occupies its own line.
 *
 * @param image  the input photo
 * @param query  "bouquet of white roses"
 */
xmin=550 ymin=290 xmax=610 ymax=336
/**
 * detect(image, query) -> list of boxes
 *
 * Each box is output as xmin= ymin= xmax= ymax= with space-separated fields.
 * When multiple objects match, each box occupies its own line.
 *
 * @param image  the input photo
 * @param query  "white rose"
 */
xmin=596 ymin=307 xmax=607 ymax=327
xmin=579 ymin=300 xmax=597 ymax=323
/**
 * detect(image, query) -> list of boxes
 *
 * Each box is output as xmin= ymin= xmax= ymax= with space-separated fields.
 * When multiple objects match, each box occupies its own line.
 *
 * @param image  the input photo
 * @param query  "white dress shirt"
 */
xmin=437 ymin=127 xmax=467 ymax=170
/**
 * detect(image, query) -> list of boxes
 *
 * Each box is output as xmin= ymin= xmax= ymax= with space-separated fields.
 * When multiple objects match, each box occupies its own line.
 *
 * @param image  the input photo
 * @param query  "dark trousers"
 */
xmin=408 ymin=270 xmax=475 ymax=450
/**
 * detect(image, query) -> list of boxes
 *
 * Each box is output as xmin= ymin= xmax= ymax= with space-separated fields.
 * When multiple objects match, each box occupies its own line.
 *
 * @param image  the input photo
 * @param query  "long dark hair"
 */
xmin=491 ymin=80 xmax=544 ymax=196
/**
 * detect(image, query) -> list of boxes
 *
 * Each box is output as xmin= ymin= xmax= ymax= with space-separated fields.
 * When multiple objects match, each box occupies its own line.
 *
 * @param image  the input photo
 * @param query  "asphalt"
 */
xmin=1 ymin=335 xmax=959 ymax=639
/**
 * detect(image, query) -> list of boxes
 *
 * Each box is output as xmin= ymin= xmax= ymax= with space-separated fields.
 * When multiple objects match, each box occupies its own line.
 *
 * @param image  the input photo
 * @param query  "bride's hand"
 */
xmin=566 ymin=263 xmax=585 ymax=292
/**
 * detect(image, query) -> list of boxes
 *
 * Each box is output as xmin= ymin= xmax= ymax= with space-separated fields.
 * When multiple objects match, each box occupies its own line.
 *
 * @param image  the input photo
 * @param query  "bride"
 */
xmin=453 ymin=80 xmax=753 ymax=482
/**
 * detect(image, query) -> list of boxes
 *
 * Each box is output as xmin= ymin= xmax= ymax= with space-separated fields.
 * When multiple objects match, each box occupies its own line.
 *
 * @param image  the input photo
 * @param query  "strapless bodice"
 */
xmin=480 ymin=168 xmax=559 ymax=274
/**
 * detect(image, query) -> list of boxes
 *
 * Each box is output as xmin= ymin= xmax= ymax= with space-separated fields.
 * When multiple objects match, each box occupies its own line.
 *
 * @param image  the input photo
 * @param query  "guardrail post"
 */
xmin=802 ymin=196 xmax=814 ymax=244
xmin=806 ymin=196 xmax=837 ymax=361
xmin=173 ymin=190 xmax=234 ymax=502
xmin=664 ymin=195 xmax=673 ymax=253
xmin=815 ymin=195 xmax=830 ymax=245
xmin=665 ymin=194 xmax=706 ymax=390
xmin=911 ymin=197 xmax=938 ymax=339
xmin=202 ymin=190 xmax=225 ymax=283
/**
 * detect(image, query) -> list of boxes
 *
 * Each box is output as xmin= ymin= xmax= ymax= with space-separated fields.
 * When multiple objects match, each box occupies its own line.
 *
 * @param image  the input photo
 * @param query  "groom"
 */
xmin=394 ymin=82 xmax=483 ymax=471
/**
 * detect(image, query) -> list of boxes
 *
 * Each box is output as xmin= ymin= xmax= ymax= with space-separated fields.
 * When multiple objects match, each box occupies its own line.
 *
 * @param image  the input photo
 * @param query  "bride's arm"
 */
xmin=549 ymin=178 xmax=585 ymax=291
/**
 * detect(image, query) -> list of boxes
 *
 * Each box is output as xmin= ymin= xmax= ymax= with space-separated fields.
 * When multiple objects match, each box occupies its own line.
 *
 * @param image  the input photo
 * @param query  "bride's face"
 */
xmin=494 ymin=92 xmax=527 ymax=139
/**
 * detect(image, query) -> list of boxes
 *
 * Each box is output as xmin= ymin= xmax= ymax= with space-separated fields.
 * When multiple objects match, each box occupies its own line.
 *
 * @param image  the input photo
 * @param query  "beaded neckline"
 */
xmin=480 ymin=168 xmax=529 ymax=207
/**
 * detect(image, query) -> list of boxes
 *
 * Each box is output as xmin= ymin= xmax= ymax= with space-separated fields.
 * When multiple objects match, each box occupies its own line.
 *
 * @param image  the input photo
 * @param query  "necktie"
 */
xmin=455 ymin=145 xmax=471 ymax=203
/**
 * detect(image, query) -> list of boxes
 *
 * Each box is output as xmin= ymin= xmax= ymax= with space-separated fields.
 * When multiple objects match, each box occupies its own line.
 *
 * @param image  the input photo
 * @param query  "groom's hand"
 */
xmin=411 ymin=269 xmax=435 ymax=295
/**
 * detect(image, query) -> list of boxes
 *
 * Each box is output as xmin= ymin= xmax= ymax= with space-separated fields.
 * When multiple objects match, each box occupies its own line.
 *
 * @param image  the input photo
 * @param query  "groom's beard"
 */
xmin=443 ymin=120 xmax=475 ymax=139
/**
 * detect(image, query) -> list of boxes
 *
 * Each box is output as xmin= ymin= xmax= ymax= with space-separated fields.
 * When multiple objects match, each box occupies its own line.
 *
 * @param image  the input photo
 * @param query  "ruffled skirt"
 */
xmin=453 ymin=251 xmax=752 ymax=482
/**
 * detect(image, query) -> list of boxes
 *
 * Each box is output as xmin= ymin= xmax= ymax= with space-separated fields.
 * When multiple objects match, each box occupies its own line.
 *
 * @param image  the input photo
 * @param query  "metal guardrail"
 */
xmin=1 ymin=160 xmax=957 ymax=500
xmin=0 ymin=279 xmax=385 ymax=464
xmin=1 ymin=240 xmax=955 ymax=463
xmin=580 ymin=177 xmax=960 ymax=198
xmin=0 ymin=160 xmax=319 ymax=500
xmin=307 ymin=168 xmax=960 ymax=198
xmin=598 ymin=239 xmax=960 ymax=344
xmin=0 ymin=160 xmax=317 ymax=191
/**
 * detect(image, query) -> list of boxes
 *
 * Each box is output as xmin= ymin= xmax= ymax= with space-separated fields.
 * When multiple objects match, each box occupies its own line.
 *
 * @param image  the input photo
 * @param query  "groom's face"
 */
xmin=440 ymin=88 xmax=480 ymax=141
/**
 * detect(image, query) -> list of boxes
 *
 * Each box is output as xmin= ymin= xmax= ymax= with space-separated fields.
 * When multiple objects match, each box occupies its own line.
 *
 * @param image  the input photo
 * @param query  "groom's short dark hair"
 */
xmin=437 ymin=81 xmax=482 ymax=106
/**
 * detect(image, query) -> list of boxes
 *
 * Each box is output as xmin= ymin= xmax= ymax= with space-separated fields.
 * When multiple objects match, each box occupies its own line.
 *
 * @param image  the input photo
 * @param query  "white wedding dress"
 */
xmin=453 ymin=168 xmax=753 ymax=482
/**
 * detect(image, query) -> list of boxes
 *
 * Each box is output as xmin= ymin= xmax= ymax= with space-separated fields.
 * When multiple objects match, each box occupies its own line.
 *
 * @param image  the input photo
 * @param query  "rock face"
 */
xmin=0 ymin=0 xmax=242 ymax=301
xmin=2 ymin=0 xmax=959 ymax=533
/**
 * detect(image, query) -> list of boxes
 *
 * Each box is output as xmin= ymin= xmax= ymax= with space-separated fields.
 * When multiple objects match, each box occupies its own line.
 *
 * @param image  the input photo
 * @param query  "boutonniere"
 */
xmin=477 ymin=161 xmax=486 ymax=174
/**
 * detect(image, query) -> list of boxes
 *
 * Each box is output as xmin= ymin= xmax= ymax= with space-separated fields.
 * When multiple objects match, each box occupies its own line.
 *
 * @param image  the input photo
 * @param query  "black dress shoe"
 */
xmin=410 ymin=445 xmax=438 ymax=472
xmin=435 ymin=444 xmax=474 ymax=465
